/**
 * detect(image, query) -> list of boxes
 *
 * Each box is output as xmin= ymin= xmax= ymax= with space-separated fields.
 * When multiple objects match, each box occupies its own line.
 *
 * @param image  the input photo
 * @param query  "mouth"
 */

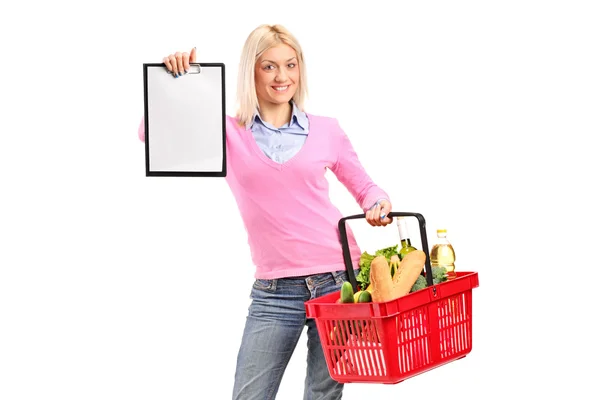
xmin=271 ymin=85 xmax=290 ymax=93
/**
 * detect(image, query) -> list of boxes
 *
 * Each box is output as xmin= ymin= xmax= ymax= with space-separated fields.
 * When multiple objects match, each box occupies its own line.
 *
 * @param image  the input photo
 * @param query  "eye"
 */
xmin=263 ymin=65 xmax=275 ymax=70
xmin=288 ymin=63 xmax=296 ymax=68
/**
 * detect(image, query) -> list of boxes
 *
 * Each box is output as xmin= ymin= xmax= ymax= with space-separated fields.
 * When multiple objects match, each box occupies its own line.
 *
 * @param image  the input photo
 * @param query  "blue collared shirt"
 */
xmin=248 ymin=102 xmax=309 ymax=164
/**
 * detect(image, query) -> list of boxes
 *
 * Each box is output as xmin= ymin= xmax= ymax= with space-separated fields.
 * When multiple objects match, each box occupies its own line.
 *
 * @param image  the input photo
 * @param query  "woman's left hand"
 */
xmin=366 ymin=199 xmax=393 ymax=227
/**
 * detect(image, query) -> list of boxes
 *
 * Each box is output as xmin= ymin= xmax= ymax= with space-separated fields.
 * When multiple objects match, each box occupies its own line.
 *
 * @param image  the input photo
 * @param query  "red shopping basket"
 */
xmin=305 ymin=212 xmax=479 ymax=384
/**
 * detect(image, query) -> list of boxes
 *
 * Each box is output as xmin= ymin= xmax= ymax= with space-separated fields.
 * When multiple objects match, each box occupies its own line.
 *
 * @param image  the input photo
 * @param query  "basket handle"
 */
xmin=338 ymin=212 xmax=434 ymax=293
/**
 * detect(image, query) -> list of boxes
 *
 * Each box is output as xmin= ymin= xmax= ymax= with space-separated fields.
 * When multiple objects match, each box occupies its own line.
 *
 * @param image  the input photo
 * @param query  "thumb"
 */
xmin=379 ymin=201 xmax=391 ymax=219
xmin=190 ymin=47 xmax=197 ymax=63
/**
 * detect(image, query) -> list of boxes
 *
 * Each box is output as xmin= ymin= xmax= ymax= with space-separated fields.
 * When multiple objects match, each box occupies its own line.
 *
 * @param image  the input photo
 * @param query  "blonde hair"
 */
xmin=236 ymin=24 xmax=308 ymax=127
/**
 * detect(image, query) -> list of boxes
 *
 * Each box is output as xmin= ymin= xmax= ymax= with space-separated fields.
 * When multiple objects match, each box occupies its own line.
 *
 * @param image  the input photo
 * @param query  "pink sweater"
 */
xmin=138 ymin=114 xmax=389 ymax=279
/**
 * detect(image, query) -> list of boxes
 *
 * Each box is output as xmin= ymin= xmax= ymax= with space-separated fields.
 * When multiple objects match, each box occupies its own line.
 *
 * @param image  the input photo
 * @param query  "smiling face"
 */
xmin=254 ymin=43 xmax=300 ymax=107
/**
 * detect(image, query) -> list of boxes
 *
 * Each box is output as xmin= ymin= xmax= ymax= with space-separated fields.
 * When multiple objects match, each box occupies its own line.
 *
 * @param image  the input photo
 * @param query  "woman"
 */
xmin=138 ymin=24 xmax=393 ymax=400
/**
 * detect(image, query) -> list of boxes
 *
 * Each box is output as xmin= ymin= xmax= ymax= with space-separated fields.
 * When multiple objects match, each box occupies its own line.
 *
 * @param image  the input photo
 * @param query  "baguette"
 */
xmin=369 ymin=250 xmax=427 ymax=303
xmin=393 ymin=250 xmax=427 ymax=295
xmin=369 ymin=256 xmax=395 ymax=303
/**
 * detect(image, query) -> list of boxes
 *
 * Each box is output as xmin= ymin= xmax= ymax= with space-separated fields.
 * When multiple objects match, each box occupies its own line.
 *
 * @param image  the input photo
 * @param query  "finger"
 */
xmin=379 ymin=204 xmax=388 ymax=223
xmin=175 ymin=52 xmax=184 ymax=76
xmin=365 ymin=209 xmax=375 ymax=226
xmin=370 ymin=205 xmax=381 ymax=226
xmin=190 ymin=46 xmax=196 ymax=63
xmin=163 ymin=56 xmax=173 ymax=73
xmin=365 ymin=204 xmax=376 ymax=226
xmin=372 ymin=206 xmax=381 ymax=226
xmin=167 ymin=54 xmax=178 ymax=77
xmin=379 ymin=201 xmax=392 ymax=223
xmin=373 ymin=204 xmax=381 ymax=226
xmin=183 ymin=52 xmax=191 ymax=72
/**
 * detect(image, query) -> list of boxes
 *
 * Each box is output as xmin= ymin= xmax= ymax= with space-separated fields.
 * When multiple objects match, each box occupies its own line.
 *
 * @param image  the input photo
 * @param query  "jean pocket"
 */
xmin=332 ymin=269 xmax=360 ymax=286
xmin=252 ymin=278 xmax=276 ymax=292
xmin=332 ymin=271 xmax=345 ymax=286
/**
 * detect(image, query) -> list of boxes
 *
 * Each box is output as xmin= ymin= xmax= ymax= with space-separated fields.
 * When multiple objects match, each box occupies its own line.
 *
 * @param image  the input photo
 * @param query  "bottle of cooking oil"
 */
xmin=430 ymin=229 xmax=456 ymax=279
xmin=396 ymin=217 xmax=417 ymax=260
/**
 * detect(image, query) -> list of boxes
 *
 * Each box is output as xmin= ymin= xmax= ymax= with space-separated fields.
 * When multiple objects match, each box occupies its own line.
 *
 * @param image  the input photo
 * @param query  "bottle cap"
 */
xmin=397 ymin=217 xmax=410 ymax=239
xmin=437 ymin=229 xmax=447 ymax=233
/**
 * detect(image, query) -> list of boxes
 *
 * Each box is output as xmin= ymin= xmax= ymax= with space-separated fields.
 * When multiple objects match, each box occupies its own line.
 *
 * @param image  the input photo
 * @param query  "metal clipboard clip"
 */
xmin=165 ymin=63 xmax=201 ymax=75
xmin=188 ymin=63 xmax=201 ymax=74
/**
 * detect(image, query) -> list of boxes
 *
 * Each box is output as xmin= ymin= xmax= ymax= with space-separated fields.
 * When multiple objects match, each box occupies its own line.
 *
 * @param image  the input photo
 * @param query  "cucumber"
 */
xmin=357 ymin=290 xmax=372 ymax=303
xmin=340 ymin=281 xmax=355 ymax=303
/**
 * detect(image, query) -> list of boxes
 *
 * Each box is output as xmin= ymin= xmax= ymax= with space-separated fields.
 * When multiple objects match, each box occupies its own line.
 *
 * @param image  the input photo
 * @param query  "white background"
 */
xmin=1 ymin=0 xmax=599 ymax=399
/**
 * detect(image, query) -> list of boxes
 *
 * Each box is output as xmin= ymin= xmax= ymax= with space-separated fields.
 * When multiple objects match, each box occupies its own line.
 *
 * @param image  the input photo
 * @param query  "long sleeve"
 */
xmin=330 ymin=119 xmax=390 ymax=212
xmin=138 ymin=117 xmax=145 ymax=142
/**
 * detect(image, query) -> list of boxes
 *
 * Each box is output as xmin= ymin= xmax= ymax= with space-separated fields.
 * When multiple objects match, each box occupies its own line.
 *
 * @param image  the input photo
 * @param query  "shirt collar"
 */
xmin=247 ymin=101 xmax=308 ymax=131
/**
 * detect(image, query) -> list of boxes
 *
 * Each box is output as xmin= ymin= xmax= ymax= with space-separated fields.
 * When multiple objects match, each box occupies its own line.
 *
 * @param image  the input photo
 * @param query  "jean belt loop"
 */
xmin=332 ymin=271 xmax=343 ymax=285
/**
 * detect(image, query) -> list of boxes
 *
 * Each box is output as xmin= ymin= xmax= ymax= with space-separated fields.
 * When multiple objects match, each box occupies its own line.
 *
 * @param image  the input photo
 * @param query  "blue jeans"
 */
xmin=232 ymin=269 xmax=358 ymax=400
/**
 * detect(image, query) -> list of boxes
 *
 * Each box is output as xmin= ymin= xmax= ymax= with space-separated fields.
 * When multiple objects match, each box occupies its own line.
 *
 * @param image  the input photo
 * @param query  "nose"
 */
xmin=275 ymin=68 xmax=287 ymax=82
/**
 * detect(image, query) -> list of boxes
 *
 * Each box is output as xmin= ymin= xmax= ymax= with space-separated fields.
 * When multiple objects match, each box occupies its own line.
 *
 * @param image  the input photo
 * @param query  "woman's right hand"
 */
xmin=163 ymin=47 xmax=196 ymax=77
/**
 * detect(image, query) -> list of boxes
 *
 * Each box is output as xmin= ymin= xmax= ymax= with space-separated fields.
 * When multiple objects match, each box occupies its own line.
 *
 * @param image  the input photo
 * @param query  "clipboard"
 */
xmin=143 ymin=62 xmax=226 ymax=177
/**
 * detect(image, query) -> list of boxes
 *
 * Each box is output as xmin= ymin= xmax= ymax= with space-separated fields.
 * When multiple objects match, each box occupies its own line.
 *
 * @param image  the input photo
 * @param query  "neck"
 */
xmin=257 ymin=100 xmax=292 ymax=128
